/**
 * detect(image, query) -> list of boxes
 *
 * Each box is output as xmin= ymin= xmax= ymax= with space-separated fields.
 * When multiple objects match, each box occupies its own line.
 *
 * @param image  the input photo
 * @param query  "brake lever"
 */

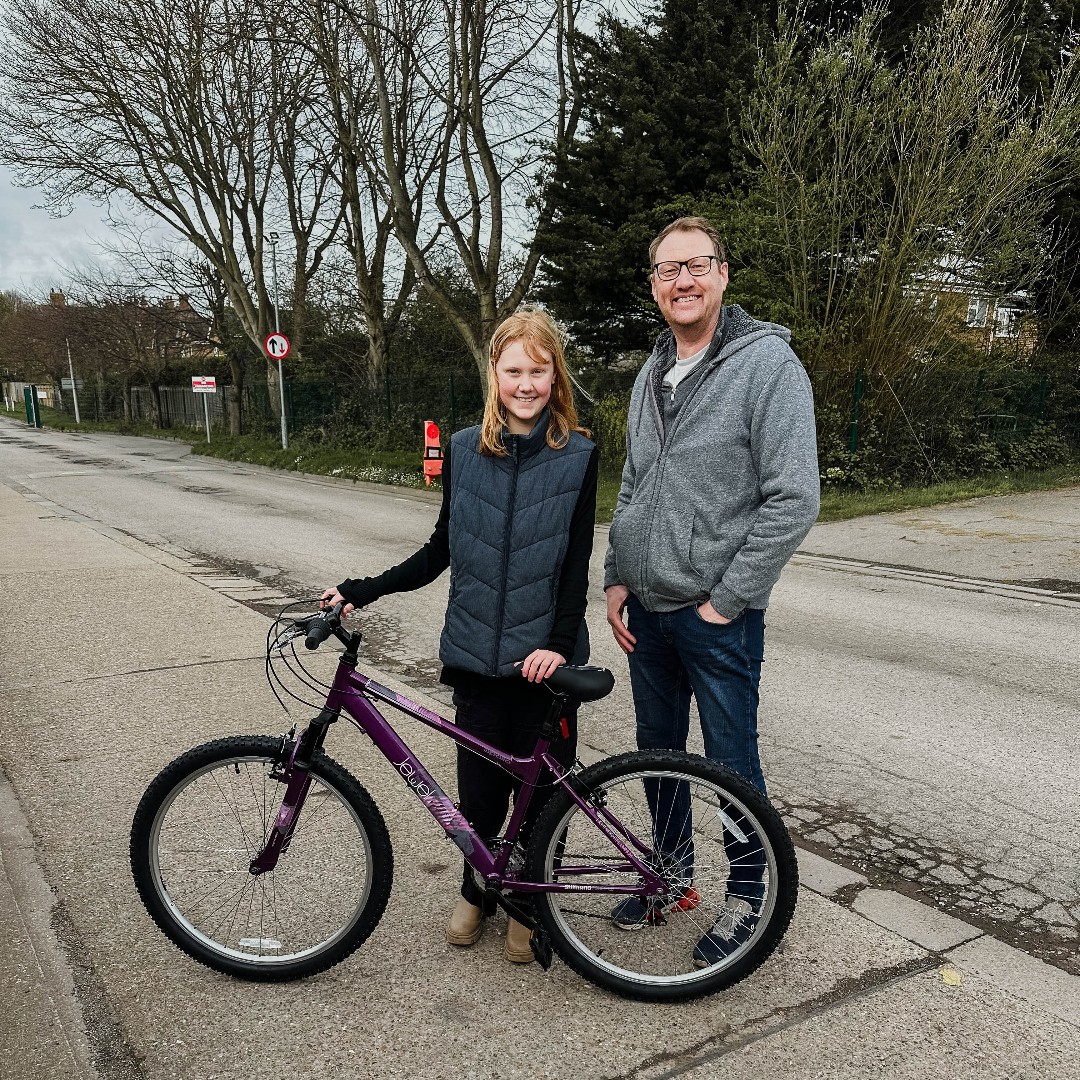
xmin=271 ymin=625 xmax=307 ymax=653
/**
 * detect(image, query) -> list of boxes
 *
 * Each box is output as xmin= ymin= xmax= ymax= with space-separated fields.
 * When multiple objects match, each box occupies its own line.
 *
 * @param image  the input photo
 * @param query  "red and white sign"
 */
xmin=264 ymin=332 xmax=291 ymax=360
xmin=422 ymin=420 xmax=443 ymax=486
xmin=191 ymin=375 xmax=217 ymax=393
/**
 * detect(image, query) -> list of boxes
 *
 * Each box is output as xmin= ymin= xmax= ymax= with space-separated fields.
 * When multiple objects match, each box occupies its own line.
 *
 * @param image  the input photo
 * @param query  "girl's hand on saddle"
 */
xmin=320 ymin=587 xmax=354 ymax=616
xmin=520 ymin=649 xmax=566 ymax=683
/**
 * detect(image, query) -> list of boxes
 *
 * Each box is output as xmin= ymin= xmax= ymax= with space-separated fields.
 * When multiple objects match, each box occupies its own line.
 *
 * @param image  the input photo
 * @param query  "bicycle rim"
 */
xmin=537 ymin=763 xmax=782 ymax=992
xmin=146 ymin=752 xmax=374 ymax=967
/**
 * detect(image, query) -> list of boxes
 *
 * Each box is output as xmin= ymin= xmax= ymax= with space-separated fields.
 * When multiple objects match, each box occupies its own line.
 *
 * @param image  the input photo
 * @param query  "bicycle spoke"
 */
xmin=534 ymin=759 xmax=788 ymax=993
xmin=146 ymin=751 xmax=375 ymax=964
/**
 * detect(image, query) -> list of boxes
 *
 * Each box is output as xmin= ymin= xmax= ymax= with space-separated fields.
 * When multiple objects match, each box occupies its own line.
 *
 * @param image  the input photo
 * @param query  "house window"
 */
xmin=993 ymin=306 xmax=1019 ymax=338
xmin=966 ymin=297 xmax=989 ymax=328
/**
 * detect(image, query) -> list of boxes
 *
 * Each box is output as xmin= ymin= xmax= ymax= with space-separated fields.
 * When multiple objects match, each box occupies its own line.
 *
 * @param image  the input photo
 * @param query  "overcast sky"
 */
xmin=0 ymin=165 xmax=118 ymax=296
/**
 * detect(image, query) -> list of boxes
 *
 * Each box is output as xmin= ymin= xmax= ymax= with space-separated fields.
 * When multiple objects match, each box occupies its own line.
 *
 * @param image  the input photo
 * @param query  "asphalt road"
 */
xmin=2 ymin=418 xmax=1077 ymax=973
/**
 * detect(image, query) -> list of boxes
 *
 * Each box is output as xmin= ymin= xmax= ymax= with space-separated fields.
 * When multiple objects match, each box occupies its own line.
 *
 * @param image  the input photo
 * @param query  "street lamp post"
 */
xmin=64 ymin=337 xmax=81 ymax=424
xmin=268 ymin=231 xmax=288 ymax=450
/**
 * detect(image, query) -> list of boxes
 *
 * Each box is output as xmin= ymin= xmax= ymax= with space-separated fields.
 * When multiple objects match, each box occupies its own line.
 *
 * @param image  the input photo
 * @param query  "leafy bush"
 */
xmin=591 ymin=391 xmax=631 ymax=463
xmin=593 ymin=370 xmax=1078 ymax=494
xmin=1000 ymin=422 xmax=1071 ymax=472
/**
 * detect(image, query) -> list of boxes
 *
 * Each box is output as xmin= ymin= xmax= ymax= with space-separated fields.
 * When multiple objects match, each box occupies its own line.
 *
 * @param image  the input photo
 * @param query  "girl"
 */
xmin=322 ymin=306 xmax=598 ymax=964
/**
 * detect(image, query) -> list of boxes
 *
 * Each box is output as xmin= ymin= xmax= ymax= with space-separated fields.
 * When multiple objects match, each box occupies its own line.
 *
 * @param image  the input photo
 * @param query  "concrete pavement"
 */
xmin=1 ymin=478 xmax=1078 ymax=1079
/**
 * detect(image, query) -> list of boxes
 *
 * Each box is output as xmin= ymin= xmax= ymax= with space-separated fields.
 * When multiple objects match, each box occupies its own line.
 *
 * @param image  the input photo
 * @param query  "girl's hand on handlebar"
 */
xmin=320 ymin=588 xmax=354 ymax=616
xmin=520 ymin=649 xmax=566 ymax=683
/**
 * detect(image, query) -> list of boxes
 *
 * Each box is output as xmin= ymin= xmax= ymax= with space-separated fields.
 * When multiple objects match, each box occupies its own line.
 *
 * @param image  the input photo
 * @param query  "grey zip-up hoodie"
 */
xmin=603 ymin=306 xmax=819 ymax=618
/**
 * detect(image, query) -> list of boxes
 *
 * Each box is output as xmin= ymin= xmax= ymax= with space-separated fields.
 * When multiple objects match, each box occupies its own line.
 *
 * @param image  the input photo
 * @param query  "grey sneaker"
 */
xmin=692 ymin=898 xmax=758 ymax=967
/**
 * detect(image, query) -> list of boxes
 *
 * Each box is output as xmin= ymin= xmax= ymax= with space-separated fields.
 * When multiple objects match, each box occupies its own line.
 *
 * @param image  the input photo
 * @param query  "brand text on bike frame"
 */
xmin=249 ymin=661 xmax=668 ymax=899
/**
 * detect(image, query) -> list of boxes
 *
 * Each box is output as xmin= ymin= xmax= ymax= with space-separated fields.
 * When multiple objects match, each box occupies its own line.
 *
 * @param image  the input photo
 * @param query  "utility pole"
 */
xmin=65 ymin=337 xmax=81 ymax=424
xmin=268 ymin=231 xmax=288 ymax=450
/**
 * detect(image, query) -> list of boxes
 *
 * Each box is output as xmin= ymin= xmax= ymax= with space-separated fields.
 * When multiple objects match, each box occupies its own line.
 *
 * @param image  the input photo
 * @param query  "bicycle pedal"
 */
xmin=530 ymin=927 xmax=553 ymax=971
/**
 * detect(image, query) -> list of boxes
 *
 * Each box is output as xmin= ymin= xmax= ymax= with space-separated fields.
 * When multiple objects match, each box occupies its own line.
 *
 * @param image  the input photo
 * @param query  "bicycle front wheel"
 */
xmin=527 ymin=751 xmax=798 ymax=1002
xmin=131 ymin=736 xmax=393 ymax=981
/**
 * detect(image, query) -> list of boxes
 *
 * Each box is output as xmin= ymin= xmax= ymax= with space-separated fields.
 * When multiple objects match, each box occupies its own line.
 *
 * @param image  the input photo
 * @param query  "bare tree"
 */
xmin=64 ymin=273 xmax=213 ymax=427
xmin=91 ymin=236 xmax=255 ymax=433
xmin=0 ymin=0 xmax=345 ymax=416
xmin=0 ymin=292 xmax=76 ymax=390
xmin=341 ymin=0 xmax=588 ymax=382
xmin=0 ymin=283 xmax=204 ymax=426
xmin=309 ymin=0 xmax=429 ymax=388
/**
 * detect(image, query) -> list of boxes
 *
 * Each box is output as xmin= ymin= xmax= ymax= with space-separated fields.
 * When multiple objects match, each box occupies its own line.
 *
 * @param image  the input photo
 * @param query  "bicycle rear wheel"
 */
xmin=130 ymin=735 xmax=392 ymax=981
xmin=526 ymin=750 xmax=798 ymax=1002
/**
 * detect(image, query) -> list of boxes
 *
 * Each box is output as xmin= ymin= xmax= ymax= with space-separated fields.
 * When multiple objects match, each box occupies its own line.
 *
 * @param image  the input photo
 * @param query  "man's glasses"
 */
xmin=652 ymin=255 xmax=722 ymax=281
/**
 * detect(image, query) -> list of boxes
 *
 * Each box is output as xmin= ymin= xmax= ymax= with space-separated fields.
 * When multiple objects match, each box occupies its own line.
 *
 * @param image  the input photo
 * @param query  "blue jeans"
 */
xmin=626 ymin=596 xmax=767 ymax=902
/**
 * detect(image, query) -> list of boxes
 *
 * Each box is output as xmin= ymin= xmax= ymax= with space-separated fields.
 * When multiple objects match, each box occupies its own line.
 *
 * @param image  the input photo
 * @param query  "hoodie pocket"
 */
xmin=609 ymin=503 xmax=647 ymax=595
xmin=649 ymin=509 xmax=703 ymax=604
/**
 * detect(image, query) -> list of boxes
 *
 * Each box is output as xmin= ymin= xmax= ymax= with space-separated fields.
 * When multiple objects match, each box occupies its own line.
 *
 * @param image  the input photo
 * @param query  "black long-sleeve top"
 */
xmin=337 ymin=441 xmax=599 ymax=686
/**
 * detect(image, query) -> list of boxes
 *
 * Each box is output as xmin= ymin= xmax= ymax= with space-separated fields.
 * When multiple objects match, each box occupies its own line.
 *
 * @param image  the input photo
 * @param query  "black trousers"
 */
xmin=452 ymin=679 xmax=578 ymax=911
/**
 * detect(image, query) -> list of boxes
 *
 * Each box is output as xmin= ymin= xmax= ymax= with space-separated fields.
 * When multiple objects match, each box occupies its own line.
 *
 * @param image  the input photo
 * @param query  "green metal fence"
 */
xmin=43 ymin=361 xmax=1079 ymax=474
xmin=242 ymin=369 xmax=486 ymax=443
xmin=808 ymin=365 xmax=1078 ymax=452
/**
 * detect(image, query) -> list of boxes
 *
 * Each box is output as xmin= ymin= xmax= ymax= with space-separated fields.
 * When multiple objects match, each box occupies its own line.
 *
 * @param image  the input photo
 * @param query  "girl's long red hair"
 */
xmin=478 ymin=306 xmax=590 ymax=457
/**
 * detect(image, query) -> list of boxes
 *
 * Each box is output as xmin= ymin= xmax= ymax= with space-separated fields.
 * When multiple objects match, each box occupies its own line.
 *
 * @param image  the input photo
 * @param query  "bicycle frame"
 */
xmin=252 ymin=652 xmax=667 ymax=901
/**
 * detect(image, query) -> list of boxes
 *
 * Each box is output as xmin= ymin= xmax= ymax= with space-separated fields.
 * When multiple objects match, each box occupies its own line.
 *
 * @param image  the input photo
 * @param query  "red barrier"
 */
xmin=423 ymin=420 xmax=443 ymax=485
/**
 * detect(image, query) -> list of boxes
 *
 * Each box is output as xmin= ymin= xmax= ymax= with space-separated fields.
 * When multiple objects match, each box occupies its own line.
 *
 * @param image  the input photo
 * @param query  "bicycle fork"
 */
xmin=249 ymin=708 xmax=337 ymax=875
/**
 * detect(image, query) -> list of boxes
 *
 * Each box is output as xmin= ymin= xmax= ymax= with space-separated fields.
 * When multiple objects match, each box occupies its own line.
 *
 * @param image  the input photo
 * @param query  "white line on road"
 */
xmin=791 ymin=551 xmax=1080 ymax=607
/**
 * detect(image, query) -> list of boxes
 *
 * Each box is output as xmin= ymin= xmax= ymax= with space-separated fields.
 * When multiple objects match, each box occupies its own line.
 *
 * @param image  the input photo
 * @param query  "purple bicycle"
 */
xmin=130 ymin=602 xmax=798 ymax=1001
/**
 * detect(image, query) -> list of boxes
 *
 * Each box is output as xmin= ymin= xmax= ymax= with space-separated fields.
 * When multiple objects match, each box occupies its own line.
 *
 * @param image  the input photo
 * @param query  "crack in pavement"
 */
xmin=791 ymin=552 xmax=1080 ymax=607
xmin=70 ymin=655 xmax=266 ymax=685
xmin=52 ymin=899 xmax=147 ymax=1080
xmin=0 ymin=763 xmax=144 ymax=1080
xmin=599 ymin=956 xmax=939 ymax=1080
xmin=1013 ymin=577 xmax=1080 ymax=594
xmin=774 ymin=795 xmax=1080 ymax=976
xmin=182 ymin=550 xmax=457 ymax=698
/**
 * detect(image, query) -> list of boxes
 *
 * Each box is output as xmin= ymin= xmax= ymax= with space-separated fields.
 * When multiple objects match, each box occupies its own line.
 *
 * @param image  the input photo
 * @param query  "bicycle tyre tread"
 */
xmin=526 ymin=750 xmax=798 ymax=1002
xmin=130 ymin=735 xmax=393 ymax=982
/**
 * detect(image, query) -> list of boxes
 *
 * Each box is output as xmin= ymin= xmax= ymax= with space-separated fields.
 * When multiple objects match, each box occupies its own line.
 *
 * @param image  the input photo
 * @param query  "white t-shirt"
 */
xmin=662 ymin=344 xmax=710 ymax=393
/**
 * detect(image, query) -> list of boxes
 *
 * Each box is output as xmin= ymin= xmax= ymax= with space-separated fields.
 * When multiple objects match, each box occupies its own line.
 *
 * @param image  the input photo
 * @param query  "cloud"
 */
xmin=0 ymin=167 xmax=118 ymax=295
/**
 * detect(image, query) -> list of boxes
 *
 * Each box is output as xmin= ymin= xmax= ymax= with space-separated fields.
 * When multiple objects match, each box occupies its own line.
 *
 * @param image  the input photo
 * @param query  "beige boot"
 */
xmin=504 ymin=918 xmax=535 ymax=964
xmin=446 ymin=899 xmax=484 ymax=946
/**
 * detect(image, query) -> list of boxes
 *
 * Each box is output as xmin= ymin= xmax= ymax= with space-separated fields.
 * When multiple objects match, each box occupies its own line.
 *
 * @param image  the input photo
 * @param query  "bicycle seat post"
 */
xmin=540 ymin=690 xmax=570 ymax=744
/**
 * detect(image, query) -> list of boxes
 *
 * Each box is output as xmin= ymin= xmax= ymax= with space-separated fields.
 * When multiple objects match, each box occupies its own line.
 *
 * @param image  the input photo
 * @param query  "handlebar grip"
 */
xmin=304 ymin=602 xmax=342 ymax=650
xmin=304 ymin=618 xmax=334 ymax=650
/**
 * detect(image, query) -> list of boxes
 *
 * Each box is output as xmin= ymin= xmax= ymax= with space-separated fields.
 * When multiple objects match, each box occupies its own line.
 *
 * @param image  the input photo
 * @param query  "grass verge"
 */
xmin=189 ymin=433 xmax=432 ymax=489
xmin=7 ymin=406 xmax=1078 ymax=519
xmin=598 ymin=456 xmax=1080 ymax=525
xmin=0 ymin=408 xmax=434 ymax=489
xmin=2 ymin=403 xmax=167 ymax=438
xmin=816 ymin=457 xmax=1080 ymax=521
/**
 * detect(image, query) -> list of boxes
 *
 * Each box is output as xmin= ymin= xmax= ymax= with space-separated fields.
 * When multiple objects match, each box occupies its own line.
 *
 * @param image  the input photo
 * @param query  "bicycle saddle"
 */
xmin=541 ymin=664 xmax=615 ymax=702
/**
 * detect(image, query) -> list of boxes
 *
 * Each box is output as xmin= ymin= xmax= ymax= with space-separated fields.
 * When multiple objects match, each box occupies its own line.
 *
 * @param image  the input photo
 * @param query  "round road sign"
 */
xmin=264 ymin=332 xmax=291 ymax=360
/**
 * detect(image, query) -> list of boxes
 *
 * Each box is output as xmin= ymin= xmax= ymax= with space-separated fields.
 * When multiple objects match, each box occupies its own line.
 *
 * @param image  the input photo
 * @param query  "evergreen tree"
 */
xmin=1012 ymin=0 xmax=1080 ymax=348
xmin=538 ymin=0 xmax=1078 ymax=358
xmin=536 ymin=0 xmax=772 ymax=357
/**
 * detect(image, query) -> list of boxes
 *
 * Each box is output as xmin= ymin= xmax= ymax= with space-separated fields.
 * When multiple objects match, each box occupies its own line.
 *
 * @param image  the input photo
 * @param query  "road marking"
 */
xmin=792 ymin=551 xmax=1080 ymax=608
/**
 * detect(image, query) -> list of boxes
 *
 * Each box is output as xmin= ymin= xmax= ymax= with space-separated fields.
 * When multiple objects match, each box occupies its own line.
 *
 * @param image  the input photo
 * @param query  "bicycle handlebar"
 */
xmin=304 ymin=603 xmax=343 ymax=650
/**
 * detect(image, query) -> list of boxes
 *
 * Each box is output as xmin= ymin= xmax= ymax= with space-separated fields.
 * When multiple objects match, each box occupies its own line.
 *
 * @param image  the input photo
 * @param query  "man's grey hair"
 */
xmin=649 ymin=216 xmax=727 ymax=268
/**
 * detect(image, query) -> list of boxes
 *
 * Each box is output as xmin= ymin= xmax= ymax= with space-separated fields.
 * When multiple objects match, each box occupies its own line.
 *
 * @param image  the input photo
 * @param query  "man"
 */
xmin=604 ymin=216 xmax=819 ymax=965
